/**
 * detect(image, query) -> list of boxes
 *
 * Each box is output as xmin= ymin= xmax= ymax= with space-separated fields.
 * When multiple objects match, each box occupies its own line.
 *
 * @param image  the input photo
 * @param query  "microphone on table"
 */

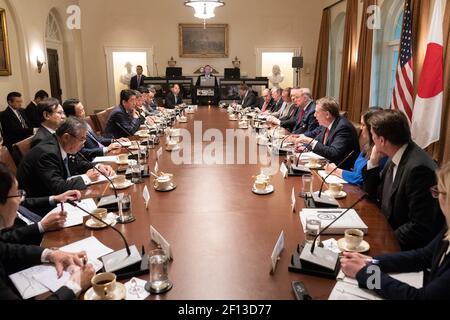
xmin=308 ymin=150 xmax=355 ymax=208
xmin=67 ymin=200 xmax=146 ymax=278
xmin=296 ymin=194 xmax=367 ymax=279
xmin=67 ymin=200 xmax=130 ymax=256
xmin=295 ymin=132 xmax=320 ymax=167
xmin=115 ymin=121 xmax=133 ymax=138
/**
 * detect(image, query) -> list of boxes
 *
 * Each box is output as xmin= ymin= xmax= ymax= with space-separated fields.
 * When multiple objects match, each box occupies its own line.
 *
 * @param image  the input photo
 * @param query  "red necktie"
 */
xmin=323 ymin=128 xmax=330 ymax=144
xmin=297 ymin=108 xmax=305 ymax=124
xmin=261 ymin=101 xmax=269 ymax=112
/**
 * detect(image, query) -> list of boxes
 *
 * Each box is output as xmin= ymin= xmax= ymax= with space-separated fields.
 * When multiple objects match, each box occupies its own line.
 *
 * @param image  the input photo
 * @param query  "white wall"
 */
xmin=78 ymin=0 xmax=331 ymax=112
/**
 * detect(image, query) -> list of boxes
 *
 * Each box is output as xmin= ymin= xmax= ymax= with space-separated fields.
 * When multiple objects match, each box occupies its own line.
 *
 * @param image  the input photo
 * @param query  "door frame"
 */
xmin=105 ymin=46 xmax=154 ymax=107
xmin=46 ymin=39 xmax=67 ymax=102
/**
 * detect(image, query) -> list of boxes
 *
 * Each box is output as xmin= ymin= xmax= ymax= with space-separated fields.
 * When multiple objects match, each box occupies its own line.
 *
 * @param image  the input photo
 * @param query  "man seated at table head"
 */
xmin=105 ymin=89 xmax=143 ymax=138
xmin=195 ymin=65 xmax=218 ymax=87
xmin=363 ymin=109 xmax=444 ymax=250
xmin=31 ymin=98 xmax=66 ymax=148
xmin=165 ymin=84 xmax=183 ymax=109
xmin=0 ymin=163 xmax=82 ymax=245
xmin=63 ymin=99 xmax=124 ymax=161
xmin=17 ymin=117 xmax=115 ymax=198
xmin=239 ymin=84 xmax=258 ymax=109
xmin=341 ymin=162 xmax=450 ymax=300
xmin=258 ymin=88 xmax=274 ymax=113
xmin=294 ymin=96 xmax=360 ymax=170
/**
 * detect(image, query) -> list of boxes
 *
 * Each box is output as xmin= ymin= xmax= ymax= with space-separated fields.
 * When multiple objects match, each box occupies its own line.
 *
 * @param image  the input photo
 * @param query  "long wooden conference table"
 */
xmin=42 ymin=107 xmax=400 ymax=300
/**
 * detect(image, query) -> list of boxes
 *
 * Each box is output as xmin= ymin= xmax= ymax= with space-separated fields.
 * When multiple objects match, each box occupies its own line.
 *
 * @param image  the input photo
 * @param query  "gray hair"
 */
xmin=271 ymin=87 xmax=282 ymax=96
xmin=56 ymin=116 xmax=88 ymax=138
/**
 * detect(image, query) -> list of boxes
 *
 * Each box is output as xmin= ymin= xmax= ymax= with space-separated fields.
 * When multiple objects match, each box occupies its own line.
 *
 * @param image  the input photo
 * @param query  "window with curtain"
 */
xmin=371 ymin=1 xmax=404 ymax=108
xmin=327 ymin=13 xmax=346 ymax=98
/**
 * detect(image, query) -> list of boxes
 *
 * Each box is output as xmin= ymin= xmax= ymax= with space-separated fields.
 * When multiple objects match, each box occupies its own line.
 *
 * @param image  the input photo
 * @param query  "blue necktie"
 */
xmin=18 ymin=206 xmax=42 ymax=223
xmin=63 ymin=157 xmax=71 ymax=178
xmin=88 ymin=130 xmax=104 ymax=148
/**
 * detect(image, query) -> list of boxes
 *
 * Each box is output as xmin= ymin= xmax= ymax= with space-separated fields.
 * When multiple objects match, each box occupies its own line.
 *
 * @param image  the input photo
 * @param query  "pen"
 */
xmin=60 ymin=202 xmax=64 ymax=213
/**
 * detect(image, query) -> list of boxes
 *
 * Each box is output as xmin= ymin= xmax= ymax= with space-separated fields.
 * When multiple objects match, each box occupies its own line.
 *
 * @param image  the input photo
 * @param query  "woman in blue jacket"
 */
xmin=340 ymin=162 xmax=450 ymax=300
xmin=324 ymin=108 xmax=385 ymax=186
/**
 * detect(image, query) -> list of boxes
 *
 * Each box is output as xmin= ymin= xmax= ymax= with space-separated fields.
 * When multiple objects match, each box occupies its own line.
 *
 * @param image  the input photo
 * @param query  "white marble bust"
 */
xmin=120 ymin=62 xmax=136 ymax=86
xmin=268 ymin=65 xmax=284 ymax=88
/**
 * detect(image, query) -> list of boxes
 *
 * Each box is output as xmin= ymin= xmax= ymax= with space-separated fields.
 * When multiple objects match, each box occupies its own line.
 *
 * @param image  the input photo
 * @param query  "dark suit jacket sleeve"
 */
xmin=165 ymin=93 xmax=176 ymax=109
xmin=0 ymin=242 xmax=43 ymax=274
xmin=38 ymin=152 xmax=87 ymax=194
xmin=355 ymin=234 xmax=450 ymax=300
xmin=312 ymin=126 xmax=355 ymax=163
xmin=281 ymin=108 xmax=300 ymax=132
xmin=0 ymin=110 xmax=34 ymax=147
xmin=303 ymin=114 xmax=320 ymax=137
xmin=22 ymin=197 xmax=52 ymax=214
xmin=0 ymin=224 xmax=43 ymax=246
xmin=24 ymin=103 xmax=40 ymax=128
xmin=246 ymin=94 xmax=258 ymax=109
xmin=110 ymin=110 xmax=141 ymax=136
xmin=395 ymin=166 xmax=442 ymax=250
xmin=363 ymin=165 xmax=382 ymax=204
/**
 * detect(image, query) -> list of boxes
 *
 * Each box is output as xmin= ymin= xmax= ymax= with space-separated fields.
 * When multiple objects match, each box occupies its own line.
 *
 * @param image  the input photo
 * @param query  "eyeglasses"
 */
xmin=430 ymin=186 xmax=446 ymax=199
xmin=53 ymin=111 xmax=66 ymax=116
xmin=69 ymin=133 xmax=87 ymax=143
xmin=7 ymin=189 xmax=26 ymax=199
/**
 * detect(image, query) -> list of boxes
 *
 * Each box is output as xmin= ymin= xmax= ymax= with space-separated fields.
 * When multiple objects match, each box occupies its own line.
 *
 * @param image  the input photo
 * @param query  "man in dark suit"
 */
xmin=363 ymin=110 xmax=444 ymax=250
xmin=294 ymin=97 xmax=359 ymax=170
xmin=165 ymin=84 xmax=184 ymax=109
xmin=105 ymin=89 xmax=144 ymax=138
xmin=268 ymin=87 xmax=284 ymax=113
xmin=31 ymin=98 xmax=66 ymax=148
xmin=24 ymin=90 xmax=49 ymax=128
xmin=139 ymin=87 xmax=159 ymax=116
xmin=291 ymin=93 xmax=319 ymax=137
xmin=195 ymin=65 xmax=219 ymax=87
xmin=258 ymin=89 xmax=275 ymax=112
xmin=63 ymin=99 xmax=124 ymax=161
xmin=239 ymin=84 xmax=258 ymax=109
xmin=129 ymin=65 xmax=146 ymax=90
xmin=0 ymin=242 xmax=95 ymax=300
xmin=0 ymin=92 xmax=34 ymax=152
xmin=17 ymin=117 xmax=115 ymax=197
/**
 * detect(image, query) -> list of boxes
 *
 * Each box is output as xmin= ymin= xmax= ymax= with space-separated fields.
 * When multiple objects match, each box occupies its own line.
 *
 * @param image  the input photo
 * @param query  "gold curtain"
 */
xmin=312 ymin=8 xmax=331 ymax=99
xmin=339 ymin=0 xmax=359 ymax=113
xmin=349 ymin=0 xmax=377 ymax=122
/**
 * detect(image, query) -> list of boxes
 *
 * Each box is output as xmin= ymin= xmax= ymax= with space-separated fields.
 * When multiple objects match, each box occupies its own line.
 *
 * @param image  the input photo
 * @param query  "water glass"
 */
xmin=131 ymin=164 xmax=142 ymax=184
xmin=301 ymin=174 xmax=312 ymax=198
xmin=145 ymin=249 xmax=173 ymax=294
xmin=305 ymin=216 xmax=321 ymax=245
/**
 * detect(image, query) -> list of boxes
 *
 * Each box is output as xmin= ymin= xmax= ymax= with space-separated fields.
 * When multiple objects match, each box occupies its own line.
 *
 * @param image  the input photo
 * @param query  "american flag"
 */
xmin=390 ymin=0 xmax=414 ymax=121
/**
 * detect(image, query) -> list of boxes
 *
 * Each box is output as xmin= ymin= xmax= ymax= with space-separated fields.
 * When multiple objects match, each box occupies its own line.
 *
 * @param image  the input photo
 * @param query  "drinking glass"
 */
xmin=145 ymin=249 xmax=173 ymax=294
xmin=301 ymin=174 xmax=312 ymax=198
xmin=131 ymin=164 xmax=142 ymax=184
xmin=305 ymin=216 xmax=321 ymax=246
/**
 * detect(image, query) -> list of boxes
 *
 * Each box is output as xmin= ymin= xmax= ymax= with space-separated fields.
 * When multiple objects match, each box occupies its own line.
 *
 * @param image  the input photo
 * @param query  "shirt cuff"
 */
xmin=103 ymin=147 xmax=109 ymax=155
xmin=41 ymin=249 xmax=54 ymax=263
xmin=311 ymin=140 xmax=318 ymax=150
xmin=64 ymin=280 xmax=82 ymax=297
xmin=37 ymin=222 xmax=45 ymax=234
xmin=49 ymin=196 xmax=56 ymax=206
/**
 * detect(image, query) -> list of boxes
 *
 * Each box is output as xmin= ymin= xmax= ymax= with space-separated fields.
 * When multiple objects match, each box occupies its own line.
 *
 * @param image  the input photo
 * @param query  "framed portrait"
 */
xmin=179 ymin=24 xmax=229 ymax=58
xmin=0 ymin=9 xmax=11 ymax=76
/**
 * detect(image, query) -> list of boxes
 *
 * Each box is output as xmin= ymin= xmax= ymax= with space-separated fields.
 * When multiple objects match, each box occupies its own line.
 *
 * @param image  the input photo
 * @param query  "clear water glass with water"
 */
xmin=305 ymin=216 xmax=322 ymax=245
xmin=147 ymin=249 xmax=172 ymax=293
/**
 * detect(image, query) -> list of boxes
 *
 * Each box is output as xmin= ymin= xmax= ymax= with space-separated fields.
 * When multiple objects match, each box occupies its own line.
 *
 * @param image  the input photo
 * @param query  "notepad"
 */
xmin=300 ymin=209 xmax=368 ymax=234
xmin=92 ymin=156 xmax=119 ymax=163
xmin=318 ymin=170 xmax=348 ymax=184
xmin=45 ymin=198 xmax=97 ymax=228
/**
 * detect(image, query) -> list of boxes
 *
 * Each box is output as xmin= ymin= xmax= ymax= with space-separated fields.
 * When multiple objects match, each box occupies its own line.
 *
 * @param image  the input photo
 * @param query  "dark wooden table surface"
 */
xmin=42 ymin=107 xmax=399 ymax=300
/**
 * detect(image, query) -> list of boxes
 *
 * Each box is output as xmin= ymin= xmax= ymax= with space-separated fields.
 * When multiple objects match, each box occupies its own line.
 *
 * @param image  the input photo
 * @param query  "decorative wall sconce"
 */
xmin=37 ymin=57 xmax=45 ymax=73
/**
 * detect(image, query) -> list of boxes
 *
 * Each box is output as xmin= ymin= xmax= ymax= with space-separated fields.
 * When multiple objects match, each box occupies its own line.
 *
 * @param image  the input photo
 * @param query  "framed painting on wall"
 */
xmin=179 ymin=24 xmax=229 ymax=58
xmin=0 ymin=9 xmax=11 ymax=76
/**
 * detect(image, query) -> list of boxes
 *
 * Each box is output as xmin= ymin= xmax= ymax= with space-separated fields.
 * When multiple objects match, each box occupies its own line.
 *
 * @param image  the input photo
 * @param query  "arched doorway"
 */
xmin=45 ymin=10 xmax=67 ymax=101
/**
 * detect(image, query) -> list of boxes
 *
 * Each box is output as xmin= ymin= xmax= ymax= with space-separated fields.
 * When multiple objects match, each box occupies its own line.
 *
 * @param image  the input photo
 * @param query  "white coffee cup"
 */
xmin=329 ymin=183 xmax=344 ymax=196
xmin=254 ymin=179 xmax=269 ymax=191
xmin=155 ymin=174 xmax=173 ymax=190
xmin=344 ymin=229 xmax=364 ymax=250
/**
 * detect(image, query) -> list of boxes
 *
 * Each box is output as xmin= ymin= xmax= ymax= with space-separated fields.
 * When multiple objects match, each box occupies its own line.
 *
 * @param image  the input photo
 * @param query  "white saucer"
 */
xmin=305 ymin=163 xmax=323 ymax=169
xmin=337 ymin=238 xmax=370 ymax=253
xmin=229 ymin=118 xmax=238 ymax=121
xmin=178 ymin=119 xmax=188 ymax=123
xmin=154 ymin=183 xmax=177 ymax=192
xmin=252 ymin=184 xmax=275 ymax=195
xmin=85 ymin=213 xmax=117 ymax=229
xmin=325 ymin=190 xmax=347 ymax=199
xmin=239 ymin=126 xmax=249 ymax=129
xmin=84 ymin=282 xmax=126 ymax=300
xmin=110 ymin=180 xmax=133 ymax=190
xmin=116 ymin=159 xmax=136 ymax=165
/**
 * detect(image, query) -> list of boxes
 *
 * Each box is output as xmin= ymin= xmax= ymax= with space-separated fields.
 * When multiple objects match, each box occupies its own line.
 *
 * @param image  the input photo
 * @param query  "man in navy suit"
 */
xmin=129 ymin=65 xmax=146 ymax=90
xmin=63 ymin=99 xmax=127 ymax=160
xmin=24 ymin=90 xmax=49 ymax=128
xmin=294 ymin=97 xmax=359 ymax=170
xmin=0 ymin=92 xmax=34 ymax=152
xmin=105 ymin=90 xmax=144 ymax=138
xmin=165 ymin=84 xmax=184 ymax=109
xmin=239 ymin=84 xmax=258 ymax=109
xmin=31 ymin=98 xmax=66 ymax=148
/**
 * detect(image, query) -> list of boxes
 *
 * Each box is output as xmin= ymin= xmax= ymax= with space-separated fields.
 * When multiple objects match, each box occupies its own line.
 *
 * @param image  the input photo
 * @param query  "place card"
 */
xmin=270 ymin=231 xmax=285 ymax=274
xmin=280 ymin=162 xmax=288 ymax=179
xmin=143 ymin=186 xmax=150 ymax=209
xmin=150 ymin=226 xmax=173 ymax=260
xmin=291 ymin=187 xmax=296 ymax=213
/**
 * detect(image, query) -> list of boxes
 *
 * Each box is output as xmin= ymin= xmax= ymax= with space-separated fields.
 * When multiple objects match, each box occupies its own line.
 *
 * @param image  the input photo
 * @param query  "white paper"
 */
xmin=291 ymin=188 xmax=296 ymax=213
xmin=60 ymin=236 xmax=113 ymax=260
xmin=120 ymin=141 xmax=132 ymax=147
xmin=322 ymin=238 xmax=341 ymax=254
xmin=318 ymin=170 xmax=348 ymax=184
xmin=92 ymin=156 xmax=119 ymax=164
xmin=69 ymin=174 xmax=116 ymax=186
xmin=280 ymin=162 xmax=288 ymax=179
xmin=125 ymin=278 xmax=150 ymax=300
xmin=270 ymin=231 xmax=285 ymax=273
xmin=143 ymin=186 xmax=150 ymax=209
xmin=46 ymin=199 xmax=97 ymax=228
xmin=300 ymin=209 xmax=368 ymax=234
xmin=32 ymin=268 xmax=70 ymax=293
xmin=300 ymin=152 xmax=326 ymax=161
xmin=9 ymin=266 xmax=51 ymax=299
